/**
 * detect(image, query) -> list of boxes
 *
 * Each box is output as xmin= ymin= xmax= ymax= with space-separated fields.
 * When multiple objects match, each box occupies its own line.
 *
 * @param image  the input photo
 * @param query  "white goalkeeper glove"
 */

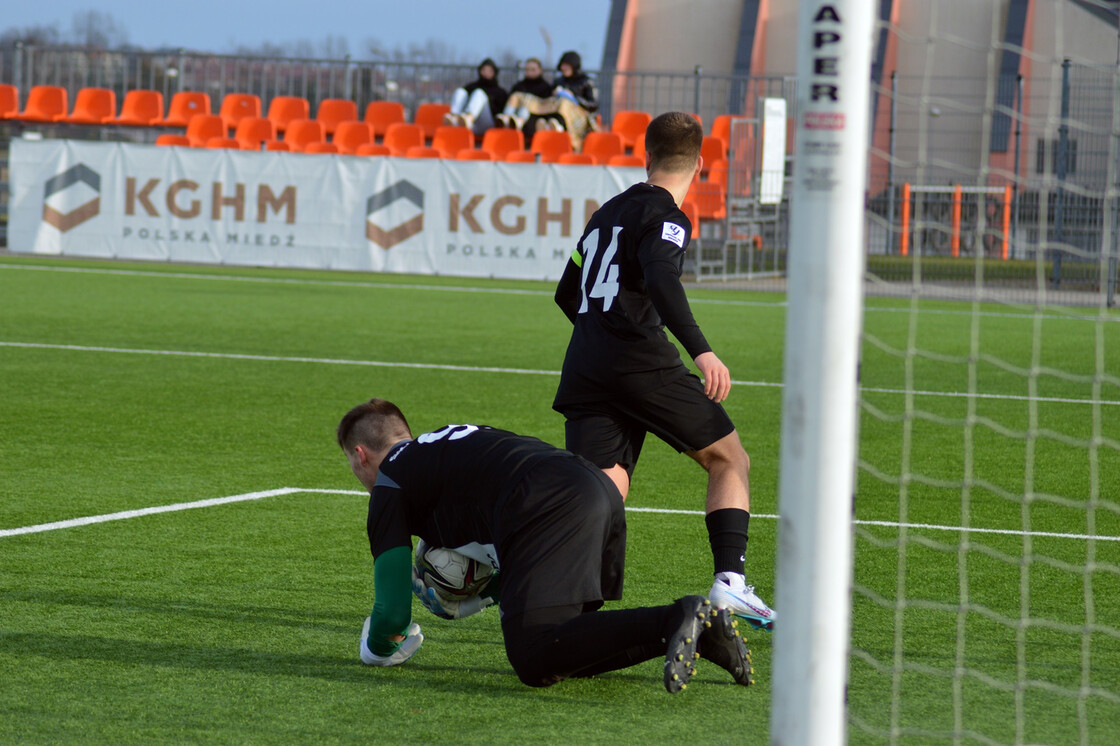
xmin=411 ymin=566 xmax=497 ymax=620
xmin=359 ymin=616 xmax=423 ymax=666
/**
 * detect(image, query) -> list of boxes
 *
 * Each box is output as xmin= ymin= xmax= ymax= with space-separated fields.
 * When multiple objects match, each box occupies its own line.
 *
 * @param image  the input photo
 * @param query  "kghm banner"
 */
xmin=8 ymin=140 xmax=643 ymax=281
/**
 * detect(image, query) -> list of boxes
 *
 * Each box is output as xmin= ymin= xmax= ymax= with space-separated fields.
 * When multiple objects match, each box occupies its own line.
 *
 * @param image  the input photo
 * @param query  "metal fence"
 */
xmin=865 ymin=62 xmax=1119 ymax=302
xmin=0 ymin=43 xmax=794 ymax=133
xmin=1 ymin=43 xmax=1115 ymax=303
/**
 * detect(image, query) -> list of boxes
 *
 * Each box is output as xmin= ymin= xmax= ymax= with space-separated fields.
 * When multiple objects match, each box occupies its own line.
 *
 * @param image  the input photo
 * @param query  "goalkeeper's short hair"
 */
xmin=337 ymin=398 xmax=412 ymax=452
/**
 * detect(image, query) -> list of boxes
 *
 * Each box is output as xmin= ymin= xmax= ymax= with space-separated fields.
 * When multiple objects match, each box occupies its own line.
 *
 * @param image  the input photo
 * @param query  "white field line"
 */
xmin=0 ymin=488 xmax=301 ymax=537
xmin=7 ymin=261 xmax=1120 ymax=321
xmin=2 ymin=340 xmax=1117 ymax=407
xmin=1 ymin=487 xmax=1116 ymax=543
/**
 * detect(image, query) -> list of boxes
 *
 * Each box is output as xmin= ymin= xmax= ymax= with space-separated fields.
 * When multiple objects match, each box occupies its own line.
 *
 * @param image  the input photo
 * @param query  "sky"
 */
xmin=3 ymin=0 xmax=611 ymax=67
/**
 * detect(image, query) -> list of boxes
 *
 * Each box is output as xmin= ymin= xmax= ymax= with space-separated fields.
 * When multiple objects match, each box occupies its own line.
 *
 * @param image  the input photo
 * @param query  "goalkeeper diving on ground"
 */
xmin=338 ymin=397 xmax=753 ymax=692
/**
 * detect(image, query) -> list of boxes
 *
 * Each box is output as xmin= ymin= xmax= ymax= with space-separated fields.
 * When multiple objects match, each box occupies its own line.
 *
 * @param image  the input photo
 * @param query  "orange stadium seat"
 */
xmin=219 ymin=93 xmax=262 ymax=132
xmin=315 ymin=98 xmax=358 ymax=135
xmin=332 ymin=120 xmax=374 ymax=154
xmin=431 ymin=125 xmax=472 ymax=158
xmin=700 ymin=135 xmax=725 ymax=176
xmin=557 ymin=152 xmax=594 ymax=165
xmin=65 ymin=87 xmax=116 ymax=124
xmin=530 ymin=130 xmax=573 ymax=163
xmin=405 ymin=145 xmax=442 ymax=159
xmin=710 ymin=114 xmax=734 ymax=155
xmin=18 ymin=85 xmax=68 ymax=122
xmin=383 ymin=122 xmax=424 ymax=156
xmin=206 ymin=138 xmax=242 ymax=149
xmin=412 ymin=103 xmax=450 ymax=141
xmin=284 ymin=119 xmax=326 ymax=151
xmin=609 ymin=110 xmax=650 ymax=152
xmin=355 ymin=143 xmax=391 ymax=156
xmin=0 ymin=84 xmax=19 ymax=118
xmin=631 ymin=132 xmax=646 ymax=160
xmin=185 ymin=114 xmax=227 ymax=147
xmin=164 ymin=91 xmax=212 ymax=127
xmin=267 ymin=95 xmax=311 ymax=133
xmin=480 ymin=128 xmax=523 ymax=160
xmin=580 ymin=131 xmax=623 ymax=165
xmin=305 ymin=142 xmax=340 ymax=154
xmin=364 ymin=100 xmax=406 ymax=141
xmin=155 ymin=133 xmax=191 ymax=147
xmin=504 ymin=150 xmax=537 ymax=163
xmin=694 ymin=158 xmax=728 ymax=220
xmin=234 ymin=117 xmax=276 ymax=151
xmin=456 ymin=149 xmax=494 ymax=161
xmin=264 ymin=140 xmax=291 ymax=152
xmin=680 ymin=199 xmax=701 ymax=242
xmin=607 ymin=154 xmax=644 ymax=167
xmin=115 ymin=90 xmax=164 ymax=125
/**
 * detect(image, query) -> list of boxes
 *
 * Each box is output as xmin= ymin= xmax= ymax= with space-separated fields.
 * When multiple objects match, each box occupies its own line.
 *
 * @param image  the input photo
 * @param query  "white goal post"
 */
xmin=771 ymin=3 xmax=874 ymax=746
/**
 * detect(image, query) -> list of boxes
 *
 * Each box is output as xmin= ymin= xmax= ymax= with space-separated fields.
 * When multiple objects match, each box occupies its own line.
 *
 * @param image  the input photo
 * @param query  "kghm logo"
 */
xmin=366 ymin=180 xmax=424 ymax=249
xmin=42 ymin=164 xmax=100 ymax=232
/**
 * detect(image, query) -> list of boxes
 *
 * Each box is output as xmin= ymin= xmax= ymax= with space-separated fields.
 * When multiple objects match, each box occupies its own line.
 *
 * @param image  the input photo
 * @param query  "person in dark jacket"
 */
xmin=548 ymin=50 xmax=600 ymax=149
xmin=553 ymin=50 xmax=599 ymax=117
xmin=496 ymin=57 xmax=558 ymax=137
xmin=446 ymin=57 xmax=508 ymax=135
xmin=496 ymin=51 xmax=599 ymax=150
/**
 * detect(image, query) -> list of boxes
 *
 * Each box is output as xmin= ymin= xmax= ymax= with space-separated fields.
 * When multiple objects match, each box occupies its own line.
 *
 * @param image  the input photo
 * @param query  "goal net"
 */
xmin=853 ymin=1 xmax=1120 ymax=743
xmin=774 ymin=1 xmax=1119 ymax=745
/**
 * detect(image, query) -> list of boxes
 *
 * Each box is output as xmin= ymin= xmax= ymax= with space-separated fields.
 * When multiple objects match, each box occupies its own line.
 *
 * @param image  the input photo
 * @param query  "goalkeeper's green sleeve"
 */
xmin=368 ymin=545 xmax=413 ymax=657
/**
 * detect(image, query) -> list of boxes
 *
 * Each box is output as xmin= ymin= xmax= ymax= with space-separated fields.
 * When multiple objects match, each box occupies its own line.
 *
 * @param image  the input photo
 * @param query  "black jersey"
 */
xmin=553 ymin=183 xmax=711 ymax=406
xmin=366 ymin=424 xmax=562 ymax=559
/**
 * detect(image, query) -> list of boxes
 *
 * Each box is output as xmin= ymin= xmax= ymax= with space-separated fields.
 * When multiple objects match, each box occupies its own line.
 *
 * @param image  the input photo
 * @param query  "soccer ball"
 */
xmin=415 ymin=542 xmax=494 ymax=601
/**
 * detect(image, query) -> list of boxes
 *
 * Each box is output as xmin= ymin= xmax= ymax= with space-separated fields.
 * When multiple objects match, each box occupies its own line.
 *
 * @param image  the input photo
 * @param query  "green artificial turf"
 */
xmin=1 ymin=255 xmax=1116 ymax=744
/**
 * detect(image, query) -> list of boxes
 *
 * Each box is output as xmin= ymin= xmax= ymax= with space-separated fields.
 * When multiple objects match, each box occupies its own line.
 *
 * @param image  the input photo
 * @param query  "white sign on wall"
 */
xmin=759 ymin=97 xmax=788 ymax=205
xmin=8 ymin=140 xmax=645 ymax=281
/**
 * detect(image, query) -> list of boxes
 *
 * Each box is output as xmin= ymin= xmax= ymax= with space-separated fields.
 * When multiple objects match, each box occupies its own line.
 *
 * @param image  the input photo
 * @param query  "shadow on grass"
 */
xmin=2 ymin=587 xmax=358 ymax=634
xmin=3 ymin=587 xmax=504 ymax=646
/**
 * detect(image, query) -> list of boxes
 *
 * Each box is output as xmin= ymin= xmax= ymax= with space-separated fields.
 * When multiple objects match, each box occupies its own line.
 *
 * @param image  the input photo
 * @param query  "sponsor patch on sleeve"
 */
xmin=661 ymin=221 xmax=686 ymax=248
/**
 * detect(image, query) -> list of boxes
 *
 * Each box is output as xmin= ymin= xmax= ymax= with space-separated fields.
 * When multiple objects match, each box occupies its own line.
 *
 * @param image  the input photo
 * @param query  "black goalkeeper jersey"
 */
xmin=553 ymin=182 xmax=711 ymax=405
xmin=366 ymin=425 xmax=563 ymax=560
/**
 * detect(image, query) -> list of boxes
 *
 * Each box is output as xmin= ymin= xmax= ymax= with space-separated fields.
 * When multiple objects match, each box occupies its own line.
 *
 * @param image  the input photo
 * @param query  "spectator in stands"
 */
xmin=496 ymin=51 xmax=599 ymax=150
xmin=550 ymin=50 xmax=599 ymax=149
xmin=445 ymin=58 xmax=508 ymax=136
xmin=495 ymin=57 xmax=560 ymax=138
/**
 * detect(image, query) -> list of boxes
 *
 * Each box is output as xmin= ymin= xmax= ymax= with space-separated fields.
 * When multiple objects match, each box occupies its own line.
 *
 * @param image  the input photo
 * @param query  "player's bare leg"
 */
xmin=688 ymin=431 xmax=750 ymax=513
xmin=688 ymin=430 xmax=775 ymax=631
xmin=602 ymin=464 xmax=630 ymax=501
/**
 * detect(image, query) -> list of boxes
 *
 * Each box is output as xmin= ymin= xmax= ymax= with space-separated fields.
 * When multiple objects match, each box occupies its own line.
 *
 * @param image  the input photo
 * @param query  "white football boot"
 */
xmin=708 ymin=575 xmax=775 ymax=632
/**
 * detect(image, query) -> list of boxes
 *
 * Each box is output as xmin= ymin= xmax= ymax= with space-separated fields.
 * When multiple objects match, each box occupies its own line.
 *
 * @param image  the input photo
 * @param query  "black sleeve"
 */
xmin=639 ymin=229 xmax=711 ymax=360
xmin=576 ymin=78 xmax=599 ymax=112
xmin=554 ymin=254 xmax=582 ymax=324
xmin=367 ymin=482 xmax=412 ymax=559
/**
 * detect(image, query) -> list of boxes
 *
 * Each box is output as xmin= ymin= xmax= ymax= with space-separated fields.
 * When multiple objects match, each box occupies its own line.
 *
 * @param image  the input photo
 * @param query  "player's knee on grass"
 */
xmin=501 ymin=605 xmax=584 ymax=687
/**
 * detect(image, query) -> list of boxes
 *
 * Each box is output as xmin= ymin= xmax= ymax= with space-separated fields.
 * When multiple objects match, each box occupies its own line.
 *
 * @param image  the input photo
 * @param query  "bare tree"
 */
xmin=70 ymin=10 xmax=128 ymax=49
xmin=0 ymin=23 xmax=63 ymax=46
xmin=319 ymin=35 xmax=349 ymax=60
xmin=363 ymin=36 xmax=494 ymax=65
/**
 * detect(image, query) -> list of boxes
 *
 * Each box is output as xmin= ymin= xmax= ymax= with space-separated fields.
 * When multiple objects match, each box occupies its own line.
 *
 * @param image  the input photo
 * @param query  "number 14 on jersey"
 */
xmin=578 ymin=226 xmax=623 ymax=313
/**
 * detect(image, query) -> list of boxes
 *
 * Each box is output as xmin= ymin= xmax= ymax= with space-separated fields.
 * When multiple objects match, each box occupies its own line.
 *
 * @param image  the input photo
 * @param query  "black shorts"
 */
xmin=493 ymin=453 xmax=626 ymax=618
xmin=556 ymin=373 xmax=735 ymax=477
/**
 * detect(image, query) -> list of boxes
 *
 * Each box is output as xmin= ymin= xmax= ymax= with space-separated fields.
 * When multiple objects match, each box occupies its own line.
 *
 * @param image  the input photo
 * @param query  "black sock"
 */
xmin=705 ymin=508 xmax=749 ymax=576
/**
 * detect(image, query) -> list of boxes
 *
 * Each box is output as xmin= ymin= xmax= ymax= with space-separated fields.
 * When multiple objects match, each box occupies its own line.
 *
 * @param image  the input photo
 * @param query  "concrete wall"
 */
xmin=626 ymin=0 xmax=745 ymax=72
xmin=609 ymin=0 xmax=1116 ymax=185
